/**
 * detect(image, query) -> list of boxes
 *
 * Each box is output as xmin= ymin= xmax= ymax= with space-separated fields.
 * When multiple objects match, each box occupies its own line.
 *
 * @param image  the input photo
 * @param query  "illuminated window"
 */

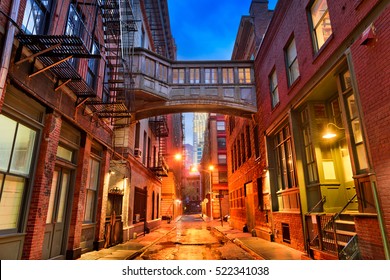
xmin=222 ymin=68 xmax=234 ymax=83
xmin=238 ymin=68 xmax=251 ymax=83
xmin=173 ymin=68 xmax=185 ymax=84
xmin=309 ymin=0 xmax=332 ymax=52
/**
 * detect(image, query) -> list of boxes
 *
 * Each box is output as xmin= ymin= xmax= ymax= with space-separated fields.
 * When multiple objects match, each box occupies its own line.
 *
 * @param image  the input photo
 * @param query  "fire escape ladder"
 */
xmin=85 ymin=0 xmax=137 ymax=125
xmin=149 ymin=116 xmax=169 ymax=177
xmin=15 ymin=1 xmax=101 ymax=105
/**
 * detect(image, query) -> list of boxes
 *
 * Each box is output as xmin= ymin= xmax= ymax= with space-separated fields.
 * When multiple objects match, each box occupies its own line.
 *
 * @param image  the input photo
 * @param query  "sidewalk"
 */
xmin=78 ymin=215 xmax=307 ymax=260
xmin=207 ymin=218 xmax=306 ymax=260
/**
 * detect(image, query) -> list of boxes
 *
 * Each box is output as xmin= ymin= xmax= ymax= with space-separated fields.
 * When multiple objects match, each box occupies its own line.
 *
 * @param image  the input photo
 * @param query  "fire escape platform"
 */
xmin=16 ymin=34 xmax=100 ymax=58
xmin=16 ymin=34 xmax=98 ymax=100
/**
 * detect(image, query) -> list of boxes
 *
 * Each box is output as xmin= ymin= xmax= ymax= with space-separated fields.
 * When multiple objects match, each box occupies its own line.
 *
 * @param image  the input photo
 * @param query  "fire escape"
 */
xmin=149 ymin=116 xmax=169 ymax=177
xmin=15 ymin=0 xmax=136 ymax=124
xmin=85 ymin=0 xmax=136 ymax=124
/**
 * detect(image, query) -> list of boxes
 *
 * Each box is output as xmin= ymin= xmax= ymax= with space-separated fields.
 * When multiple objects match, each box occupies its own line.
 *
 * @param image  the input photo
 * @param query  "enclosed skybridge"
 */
xmin=129 ymin=48 xmax=257 ymax=120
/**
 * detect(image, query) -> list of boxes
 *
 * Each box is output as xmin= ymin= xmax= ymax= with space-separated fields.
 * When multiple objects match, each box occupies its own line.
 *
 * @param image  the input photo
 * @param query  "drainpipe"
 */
xmin=371 ymin=180 xmax=390 ymax=259
xmin=0 ymin=0 xmax=20 ymax=103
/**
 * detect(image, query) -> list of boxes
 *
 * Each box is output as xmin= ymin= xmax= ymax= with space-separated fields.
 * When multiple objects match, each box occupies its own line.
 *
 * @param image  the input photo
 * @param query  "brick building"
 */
xmin=202 ymin=114 xmax=229 ymax=220
xmin=226 ymin=0 xmax=274 ymax=239
xmin=0 ymin=0 xmax=179 ymax=259
xmin=247 ymin=0 xmax=389 ymax=259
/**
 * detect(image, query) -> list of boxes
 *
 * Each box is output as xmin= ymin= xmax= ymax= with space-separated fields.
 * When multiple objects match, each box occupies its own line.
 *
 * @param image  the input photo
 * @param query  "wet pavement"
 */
xmin=78 ymin=214 xmax=306 ymax=260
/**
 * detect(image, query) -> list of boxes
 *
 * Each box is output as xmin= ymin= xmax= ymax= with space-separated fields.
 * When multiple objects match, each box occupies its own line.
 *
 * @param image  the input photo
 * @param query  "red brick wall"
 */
xmin=66 ymin=135 xmax=92 ymax=255
xmin=355 ymin=216 xmax=385 ymax=259
xmin=22 ymin=113 xmax=62 ymax=259
xmin=272 ymin=212 xmax=305 ymax=252
xmin=350 ymin=5 xmax=390 ymax=249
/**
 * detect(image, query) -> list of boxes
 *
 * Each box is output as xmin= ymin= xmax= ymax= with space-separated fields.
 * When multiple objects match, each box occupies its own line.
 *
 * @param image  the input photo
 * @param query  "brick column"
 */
xmin=93 ymin=148 xmax=111 ymax=250
xmin=66 ymin=134 xmax=92 ymax=259
xmin=22 ymin=112 xmax=62 ymax=259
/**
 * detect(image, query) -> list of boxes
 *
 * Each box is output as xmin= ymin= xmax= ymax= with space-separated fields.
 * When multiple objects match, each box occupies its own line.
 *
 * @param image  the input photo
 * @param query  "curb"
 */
xmin=211 ymin=226 xmax=265 ymax=260
xmin=126 ymin=225 xmax=177 ymax=260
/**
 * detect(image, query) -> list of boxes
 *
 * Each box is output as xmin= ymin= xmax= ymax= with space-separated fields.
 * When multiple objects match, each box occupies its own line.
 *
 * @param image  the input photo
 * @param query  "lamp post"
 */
xmin=191 ymin=164 xmax=215 ymax=220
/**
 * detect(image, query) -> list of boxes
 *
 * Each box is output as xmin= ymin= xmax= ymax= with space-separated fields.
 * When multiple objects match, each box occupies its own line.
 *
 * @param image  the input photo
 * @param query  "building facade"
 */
xmin=226 ymin=0 xmax=274 ymax=238
xmin=0 ymin=0 xmax=179 ymax=260
xmin=251 ymin=0 xmax=389 ymax=259
xmin=202 ymin=114 xmax=229 ymax=220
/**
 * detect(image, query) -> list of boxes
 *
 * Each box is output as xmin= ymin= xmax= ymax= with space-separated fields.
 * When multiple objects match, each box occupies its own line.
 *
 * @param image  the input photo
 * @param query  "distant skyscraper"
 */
xmin=192 ymin=113 xmax=208 ymax=164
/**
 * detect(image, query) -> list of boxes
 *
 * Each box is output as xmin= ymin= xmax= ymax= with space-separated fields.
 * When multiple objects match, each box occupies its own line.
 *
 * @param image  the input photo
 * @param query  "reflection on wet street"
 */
xmin=135 ymin=215 xmax=255 ymax=260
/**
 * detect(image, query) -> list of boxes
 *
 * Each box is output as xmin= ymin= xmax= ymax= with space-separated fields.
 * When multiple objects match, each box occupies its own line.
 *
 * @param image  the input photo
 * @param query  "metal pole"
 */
xmin=219 ymin=190 xmax=223 ymax=227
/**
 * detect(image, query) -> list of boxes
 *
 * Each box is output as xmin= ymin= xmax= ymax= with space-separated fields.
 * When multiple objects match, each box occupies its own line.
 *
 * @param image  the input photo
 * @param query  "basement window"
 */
xmin=282 ymin=223 xmax=291 ymax=244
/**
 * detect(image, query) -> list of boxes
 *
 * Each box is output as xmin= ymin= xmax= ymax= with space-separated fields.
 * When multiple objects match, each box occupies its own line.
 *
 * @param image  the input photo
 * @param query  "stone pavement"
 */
xmin=78 ymin=215 xmax=307 ymax=260
xmin=209 ymin=220 xmax=306 ymax=260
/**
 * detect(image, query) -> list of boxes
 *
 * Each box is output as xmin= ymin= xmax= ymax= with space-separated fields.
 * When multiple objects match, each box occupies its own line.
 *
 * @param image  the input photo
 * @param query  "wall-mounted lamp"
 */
xmin=322 ymin=123 xmax=345 ymax=139
xmin=109 ymin=169 xmax=115 ymax=175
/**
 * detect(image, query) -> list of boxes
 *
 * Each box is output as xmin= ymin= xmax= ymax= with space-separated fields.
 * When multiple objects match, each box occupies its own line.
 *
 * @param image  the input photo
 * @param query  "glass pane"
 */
xmin=289 ymin=59 xmax=300 ymax=83
xmin=347 ymin=95 xmax=358 ymax=119
xmin=84 ymin=190 xmax=95 ymax=222
xmin=0 ymin=115 xmax=17 ymax=172
xmin=352 ymin=120 xmax=363 ymax=143
xmin=56 ymin=145 xmax=73 ymax=161
xmin=10 ymin=124 xmax=36 ymax=176
xmin=56 ymin=172 xmax=69 ymax=223
xmin=46 ymin=170 xmax=59 ymax=224
xmin=287 ymin=39 xmax=297 ymax=64
xmin=311 ymin=0 xmax=327 ymax=27
xmin=0 ymin=175 xmax=25 ymax=230
xmin=356 ymin=144 xmax=368 ymax=170
xmin=89 ymin=158 xmax=100 ymax=190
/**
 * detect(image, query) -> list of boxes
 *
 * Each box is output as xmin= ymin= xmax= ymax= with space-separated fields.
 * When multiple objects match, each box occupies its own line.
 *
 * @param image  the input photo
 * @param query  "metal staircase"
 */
xmin=149 ymin=116 xmax=169 ymax=177
xmin=305 ymin=194 xmax=361 ymax=259
xmin=85 ymin=0 xmax=137 ymax=124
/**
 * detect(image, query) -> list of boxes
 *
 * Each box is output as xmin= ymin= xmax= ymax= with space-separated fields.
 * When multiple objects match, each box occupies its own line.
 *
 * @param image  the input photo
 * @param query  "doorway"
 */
xmin=42 ymin=167 xmax=71 ymax=259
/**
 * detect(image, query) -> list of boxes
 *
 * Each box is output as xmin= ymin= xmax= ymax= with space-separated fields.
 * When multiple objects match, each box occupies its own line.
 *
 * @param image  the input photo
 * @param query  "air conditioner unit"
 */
xmin=134 ymin=148 xmax=142 ymax=158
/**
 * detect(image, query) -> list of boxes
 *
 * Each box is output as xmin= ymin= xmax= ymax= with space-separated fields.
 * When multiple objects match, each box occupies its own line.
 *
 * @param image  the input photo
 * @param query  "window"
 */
xmin=269 ymin=69 xmax=279 ymax=108
xmin=158 ymin=64 xmax=168 ymax=82
xmin=189 ymin=68 xmax=200 ymax=84
xmin=310 ymin=0 xmax=332 ymax=52
xmin=285 ymin=38 xmax=300 ymax=86
xmin=219 ymin=171 xmax=227 ymax=183
xmin=86 ymin=41 xmax=99 ymax=89
xmin=222 ymin=68 xmax=234 ymax=83
xmin=274 ymin=125 xmax=296 ymax=191
xmin=218 ymin=154 xmax=227 ymax=165
xmin=238 ymin=68 xmax=251 ymax=83
xmin=22 ymin=0 xmax=52 ymax=35
xmin=0 ymin=115 xmax=38 ymax=232
xmin=340 ymin=70 xmax=368 ymax=172
xmin=84 ymin=158 xmax=100 ymax=222
xmin=253 ymin=125 xmax=261 ymax=159
xmin=246 ymin=126 xmax=252 ymax=159
xmin=217 ymin=121 xmax=225 ymax=131
xmin=66 ymin=4 xmax=84 ymax=68
xmin=217 ymin=137 xmax=226 ymax=149
xmin=205 ymin=68 xmax=217 ymax=84
xmin=173 ymin=68 xmax=185 ymax=84
xmin=66 ymin=4 xmax=84 ymax=38
xmin=301 ymin=108 xmax=319 ymax=184
xmin=145 ymin=58 xmax=155 ymax=77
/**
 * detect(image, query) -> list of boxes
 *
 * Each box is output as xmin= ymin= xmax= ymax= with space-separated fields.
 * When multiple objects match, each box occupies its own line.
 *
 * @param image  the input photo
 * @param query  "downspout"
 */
xmin=0 ymin=0 xmax=20 ymax=103
xmin=371 ymin=180 xmax=390 ymax=259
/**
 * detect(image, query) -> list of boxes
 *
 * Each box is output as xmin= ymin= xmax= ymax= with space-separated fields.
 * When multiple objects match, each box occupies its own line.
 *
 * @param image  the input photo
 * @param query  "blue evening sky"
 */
xmin=166 ymin=0 xmax=278 ymax=144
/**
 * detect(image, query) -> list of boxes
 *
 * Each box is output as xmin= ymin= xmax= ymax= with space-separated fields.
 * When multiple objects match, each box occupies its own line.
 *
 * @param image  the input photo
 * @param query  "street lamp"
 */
xmin=191 ymin=164 xmax=215 ymax=221
xmin=322 ymin=123 xmax=345 ymax=139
